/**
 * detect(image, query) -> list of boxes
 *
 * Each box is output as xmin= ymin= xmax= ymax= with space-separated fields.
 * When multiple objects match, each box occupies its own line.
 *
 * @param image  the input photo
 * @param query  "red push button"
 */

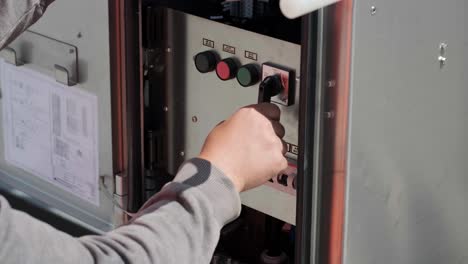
xmin=216 ymin=58 xmax=238 ymax=81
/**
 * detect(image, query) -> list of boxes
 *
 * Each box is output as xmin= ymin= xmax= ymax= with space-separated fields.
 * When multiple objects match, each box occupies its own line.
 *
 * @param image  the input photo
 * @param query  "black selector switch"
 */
xmin=258 ymin=74 xmax=282 ymax=103
xmin=194 ymin=51 xmax=218 ymax=73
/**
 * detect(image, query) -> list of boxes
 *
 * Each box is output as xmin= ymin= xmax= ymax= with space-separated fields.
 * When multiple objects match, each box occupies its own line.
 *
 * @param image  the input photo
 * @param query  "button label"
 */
xmin=244 ymin=50 xmax=258 ymax=61
xmin=202 ymin=38 xmax=215 ymax=48
xmin=285 ymin=142 xmax=299 ymax=155
xmin=222 ymin=44 xmax=236 ymax=54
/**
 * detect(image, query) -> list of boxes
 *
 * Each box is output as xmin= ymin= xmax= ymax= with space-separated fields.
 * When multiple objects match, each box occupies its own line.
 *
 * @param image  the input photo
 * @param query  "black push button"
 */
xmin=194 ymin=51 xmax=218 ymax=73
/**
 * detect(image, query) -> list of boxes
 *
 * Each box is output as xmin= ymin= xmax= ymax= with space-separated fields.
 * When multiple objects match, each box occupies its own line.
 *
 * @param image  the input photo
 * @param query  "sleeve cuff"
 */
xmin=173 ymin=158 xmax=242 ymax=226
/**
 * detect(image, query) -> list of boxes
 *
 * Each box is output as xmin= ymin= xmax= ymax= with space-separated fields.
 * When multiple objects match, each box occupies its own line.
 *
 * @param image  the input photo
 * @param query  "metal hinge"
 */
xmin=113 ymin=173 xmax=129 ymax=225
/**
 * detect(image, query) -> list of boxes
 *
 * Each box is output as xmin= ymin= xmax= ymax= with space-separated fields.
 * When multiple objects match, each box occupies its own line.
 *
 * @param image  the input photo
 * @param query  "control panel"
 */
xmin=164 ymin=9 xmax=300 ymax=224
xmin=191 ymin=49 xmax=298 ymax=199
xmin=267 ymin=159 xmax=297 ymax=196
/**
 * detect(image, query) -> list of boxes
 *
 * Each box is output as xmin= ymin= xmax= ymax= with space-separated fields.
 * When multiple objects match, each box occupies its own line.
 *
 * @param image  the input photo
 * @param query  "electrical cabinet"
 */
xmin=1 ymin=0 xmax=467 ymax=264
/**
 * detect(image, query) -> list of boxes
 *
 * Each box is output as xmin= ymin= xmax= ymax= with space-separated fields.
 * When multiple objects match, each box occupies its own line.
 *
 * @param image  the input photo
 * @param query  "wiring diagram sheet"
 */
xmin=0 ymin=60 xmax=99 ymax=205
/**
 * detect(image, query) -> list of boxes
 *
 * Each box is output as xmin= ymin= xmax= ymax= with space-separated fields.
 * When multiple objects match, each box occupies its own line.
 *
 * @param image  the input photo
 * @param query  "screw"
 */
xmin=163 ymin=106 xmax=169 ymax=112
xmin=327 ymin=80 xmax=336 ymax=88
xmin=438 ymin=56 xmax=447 ymax=67
xmin=324 ymin=111 xmax=335 ymax=119
xmin=192 ymin=116 xmax=198 ymax=123
xmin=438 ymin=43 xmax=447 ymax=68
xmin=371 ymin=6 xmax=377 ymax=15
xmin=179 ymin=151 xmax=185 ymax=157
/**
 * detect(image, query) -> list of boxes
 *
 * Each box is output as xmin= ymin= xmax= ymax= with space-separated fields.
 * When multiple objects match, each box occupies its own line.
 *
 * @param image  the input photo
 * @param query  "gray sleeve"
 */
xmin=0 ymin=158 xmax=242 ymax=264
xmin=0 ymin=0 xmax=55 ymax=50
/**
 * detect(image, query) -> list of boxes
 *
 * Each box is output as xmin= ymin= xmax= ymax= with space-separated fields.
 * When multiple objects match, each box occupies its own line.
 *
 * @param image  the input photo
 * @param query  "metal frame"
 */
xmin=295 ymin=10 xmax=323 ymax=264
xmin=296 ymin=1 xmax=354 ymax=263
xmin=109 ymin=0 xmax=144 ymax=214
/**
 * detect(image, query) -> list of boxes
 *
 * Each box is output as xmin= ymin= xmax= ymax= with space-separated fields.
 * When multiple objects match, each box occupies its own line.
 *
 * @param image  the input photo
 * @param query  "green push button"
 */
xmin=236 ymin=64 xmax=259 ymax=87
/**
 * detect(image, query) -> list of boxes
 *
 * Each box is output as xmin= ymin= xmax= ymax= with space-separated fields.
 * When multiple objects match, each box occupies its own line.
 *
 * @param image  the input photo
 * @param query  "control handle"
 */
xmin=258 ymin=75 xmax=283 ymax=103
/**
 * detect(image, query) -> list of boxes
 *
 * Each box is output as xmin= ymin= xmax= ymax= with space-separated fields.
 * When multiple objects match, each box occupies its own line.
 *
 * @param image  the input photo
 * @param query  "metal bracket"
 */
xmin=3 ymin=31 xmax=79 ymax=84
xmin=54 ymin=64 xmax=76 ymax=86
xmin=3 ymin=47 xmax=23 ymax=66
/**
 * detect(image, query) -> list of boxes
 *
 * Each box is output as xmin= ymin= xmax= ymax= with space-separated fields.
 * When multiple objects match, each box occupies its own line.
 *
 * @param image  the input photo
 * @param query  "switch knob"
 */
xmin=216 ymin=58 xmax=238 ymax=80
xmin=194 ymin=51 xmax=218 ymax=73
xmin=277 ymin=174 xmax=288 ymax=187
xmin=258 ymin=74 xmax=283 ymax=103
xmin=236 ymin=64 xmax=260 ymax=87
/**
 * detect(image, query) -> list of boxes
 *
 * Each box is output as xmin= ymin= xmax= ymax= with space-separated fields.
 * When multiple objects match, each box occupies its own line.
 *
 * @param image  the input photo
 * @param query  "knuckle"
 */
xmin=272 ymin=137 xmax=284 ymax=151
xmin=271 ymin=103 xmax=280 ymax=112
xmin=257 ymin=116 xmax=271 ymax=129
xmin=270 ymin=104 xmax=281 ymax=118
xmin=264 ymin=136 xmax=276 ymax=149
xmin=237 ymin=107 xmax=250 ymax=116
xmin=280 ymin=158 xmax=288 ymax=169
xmin=281 ymin=141 xmax=287 ymax=154
xmin=277 ymin=123 xmax=285 ymax=137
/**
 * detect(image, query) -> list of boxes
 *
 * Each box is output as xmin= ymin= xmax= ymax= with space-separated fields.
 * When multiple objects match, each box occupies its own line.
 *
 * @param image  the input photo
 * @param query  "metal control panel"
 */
xmin=164 ymin=9 xmax=300 ymax=224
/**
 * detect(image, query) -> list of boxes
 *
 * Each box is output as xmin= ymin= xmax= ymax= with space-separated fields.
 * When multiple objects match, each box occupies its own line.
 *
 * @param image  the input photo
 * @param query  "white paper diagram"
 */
xmin=0 ymin=60 xmax=99 ymax=205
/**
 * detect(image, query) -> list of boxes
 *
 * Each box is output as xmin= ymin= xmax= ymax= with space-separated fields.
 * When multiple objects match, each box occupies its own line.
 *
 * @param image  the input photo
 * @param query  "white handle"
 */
xmin=280 ymin=0 xmax=341 ymax=19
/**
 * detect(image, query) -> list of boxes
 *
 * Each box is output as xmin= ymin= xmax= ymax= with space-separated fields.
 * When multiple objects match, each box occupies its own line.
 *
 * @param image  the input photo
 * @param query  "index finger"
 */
xmin=248 ymin=103 xmax=281 ymax=121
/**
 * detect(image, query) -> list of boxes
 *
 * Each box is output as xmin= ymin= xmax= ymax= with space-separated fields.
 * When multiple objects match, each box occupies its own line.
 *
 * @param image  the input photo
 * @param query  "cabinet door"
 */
xmin=0 ymin=0 xmax=115 ymax=232
xmin=345 ymin=0 xmax=468 ymax=263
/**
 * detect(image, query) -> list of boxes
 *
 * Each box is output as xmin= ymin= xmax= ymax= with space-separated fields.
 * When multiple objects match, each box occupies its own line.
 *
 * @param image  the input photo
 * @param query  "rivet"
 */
xmin=179 ymin=151 xmax=185 ymax=157
xmin=371 ymin=6 xmax=377 ymax=15
xmin=192 ymin=116 xmax=198 ymax=123
xmin=163 ymin=106 xmax=169 ymax=112
xmin=166 ymin=47 xmax=172 ymax=53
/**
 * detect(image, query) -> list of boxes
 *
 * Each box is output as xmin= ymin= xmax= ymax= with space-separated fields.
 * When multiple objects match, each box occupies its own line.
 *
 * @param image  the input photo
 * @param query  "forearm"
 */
xmin=0 ymin=158 xmax=241 ymax=264
xmin=0 ymin=0 xmax=55 ymax=50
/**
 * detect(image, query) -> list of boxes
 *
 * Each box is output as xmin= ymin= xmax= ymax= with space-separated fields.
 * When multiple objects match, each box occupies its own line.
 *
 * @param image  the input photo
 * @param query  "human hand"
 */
xmin=198 ymin=103 xmax=288 ymax=192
